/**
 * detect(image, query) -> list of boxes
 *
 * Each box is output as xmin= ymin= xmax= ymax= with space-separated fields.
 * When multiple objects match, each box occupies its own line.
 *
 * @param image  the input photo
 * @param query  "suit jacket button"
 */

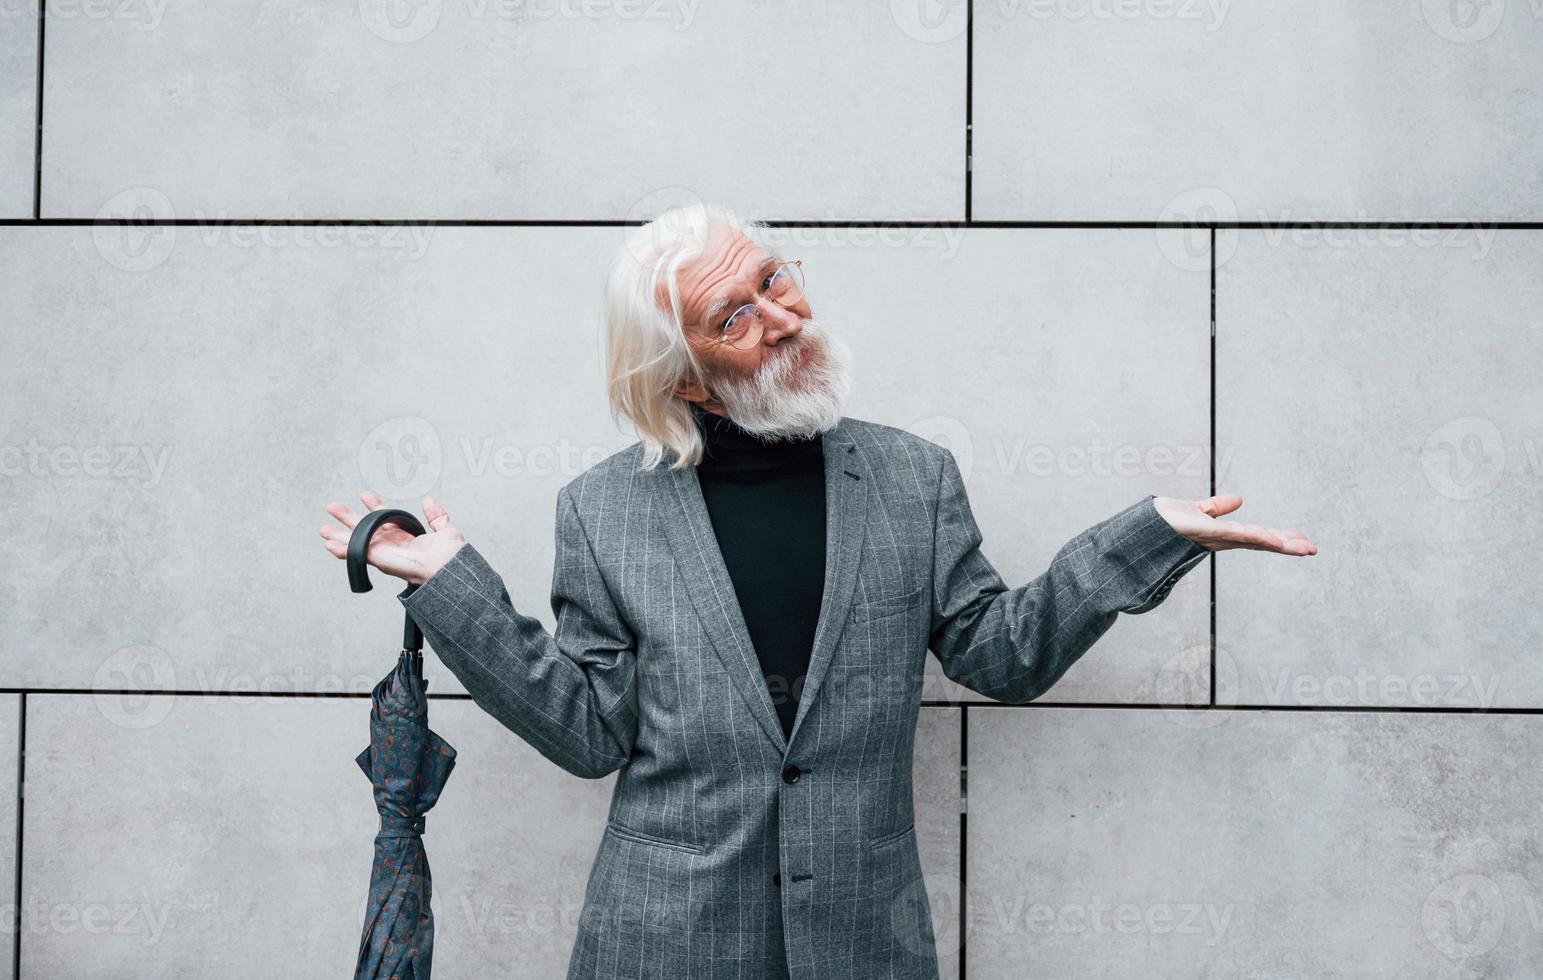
xmin=773 ymin=871 xmax=781 ymax=888
xmin=782 ymin=764 xmax=801 ymax=784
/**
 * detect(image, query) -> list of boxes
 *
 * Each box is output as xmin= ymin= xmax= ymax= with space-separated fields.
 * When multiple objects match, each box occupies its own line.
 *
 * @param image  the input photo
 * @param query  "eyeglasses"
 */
xmin=704 ymin=260 xmax=806 ymax=351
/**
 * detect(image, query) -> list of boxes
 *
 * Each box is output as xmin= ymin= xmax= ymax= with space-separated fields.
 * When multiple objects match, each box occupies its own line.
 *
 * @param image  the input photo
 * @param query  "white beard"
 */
xmin=703 ymin=317 xmax=854 ymax=442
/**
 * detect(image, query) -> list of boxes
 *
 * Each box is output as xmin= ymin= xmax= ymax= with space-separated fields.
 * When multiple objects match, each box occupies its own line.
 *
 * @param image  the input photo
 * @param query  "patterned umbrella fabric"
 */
xmin=353 ymin=648 xmax=456 ymax=980
xmin=346 ymin=507 xmax=456 ymax=980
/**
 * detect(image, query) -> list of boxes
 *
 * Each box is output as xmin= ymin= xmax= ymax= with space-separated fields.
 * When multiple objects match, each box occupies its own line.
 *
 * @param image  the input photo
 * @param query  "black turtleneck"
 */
xmin=688 ymin=401 xmax=826 ymax=741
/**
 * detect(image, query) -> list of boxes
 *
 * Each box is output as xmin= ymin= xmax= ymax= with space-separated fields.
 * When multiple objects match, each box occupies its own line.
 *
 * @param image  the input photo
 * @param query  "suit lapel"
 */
xmin=787 ymin=422 xmax=868 ymax=750
xmin=653 ymin=415 xmax=870 ymax=756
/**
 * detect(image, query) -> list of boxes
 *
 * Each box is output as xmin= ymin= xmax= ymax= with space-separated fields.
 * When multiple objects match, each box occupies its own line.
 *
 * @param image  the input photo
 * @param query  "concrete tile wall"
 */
xmin=22 ymin=694 xmax=620 ymax=976
xmin=0 ymin=697 xmax=16 ymax=980
xmin=39 ymin=2 xmax=964 ymax=220
xmin=967 ymin=708 xmax=1543 ymax=978
xmin=915 ymin=707 xmax=964 ymax=980
xmin=973 ymin=0 xmax=1543 ymax=221
xmin=20 ymin=695 xmax=957 ymax=978
xmin=5 ymin=2 xmax=1539 ymax=977
xmin=1217 ymin=229 xmax=1543 ymax=710
xmin=0 ymin=225 xmax=634 ymax=698
xmin=810 ymin=227 xmax=1211 ymax=705
xmin=1 ymin=225 xmax=1206 ymax=707
xmin=0 ymin=4 xmax=36 ymax=217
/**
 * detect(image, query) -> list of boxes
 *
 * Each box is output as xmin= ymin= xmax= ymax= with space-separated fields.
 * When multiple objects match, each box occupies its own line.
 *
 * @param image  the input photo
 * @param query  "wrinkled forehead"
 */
xmin=655 ymin=224 xmax=769 ymax=325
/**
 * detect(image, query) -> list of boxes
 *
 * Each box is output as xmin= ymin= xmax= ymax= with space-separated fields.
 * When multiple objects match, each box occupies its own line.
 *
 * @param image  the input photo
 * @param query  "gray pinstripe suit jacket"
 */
xmin=398 ymin=414 xmax=1209 ymax=980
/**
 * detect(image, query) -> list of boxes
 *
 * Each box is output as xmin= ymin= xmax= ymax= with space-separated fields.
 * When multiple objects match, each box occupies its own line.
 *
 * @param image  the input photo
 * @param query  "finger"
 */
xmin=1207 ymin=519 xmax=1273 ymax=553
xmin=1224 ymin=521 xmax=1315 ymax=556
xmin=1197 ymin=494 xmax=1244 ymax=518
xmin=1273 ymin=529 xmax=1318 ymax=555
xmin=321 ymin=522 xmax=400 ymax=561
xmin=422 ymin=495 xmax=455 ymax=532
xmin=328 ymin=500 xmax=409 ymax=548
xmin=1239 ymin=524 xmax=1284 ymax=552
xmin=326 ymin=501 xmax=365 ymax=530
xmin=366 ymin=542 xmax=426 ymax=583
xmin=1262 ymin=532 xmax=1315 ymax=556
xmin=319 ymin=524 xmax=348 ymax=545
xmin=355 ymin=490 xmax=424 ymax=545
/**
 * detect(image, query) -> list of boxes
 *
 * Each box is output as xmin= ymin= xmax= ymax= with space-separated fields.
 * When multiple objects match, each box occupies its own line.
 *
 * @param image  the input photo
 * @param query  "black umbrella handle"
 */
xmin=347 ymin=508 xmax=427 ymax=654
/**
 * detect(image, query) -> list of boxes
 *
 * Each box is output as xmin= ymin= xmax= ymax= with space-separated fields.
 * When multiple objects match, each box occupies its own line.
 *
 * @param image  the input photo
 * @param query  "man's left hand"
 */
xmin=1152 ymin=494 xmax=1318 ymax=556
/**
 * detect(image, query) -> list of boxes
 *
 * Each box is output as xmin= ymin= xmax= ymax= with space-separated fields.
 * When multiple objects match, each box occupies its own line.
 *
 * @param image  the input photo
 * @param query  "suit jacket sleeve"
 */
xmin=396 ymin=486 xmax=639 ymax=778
xmin=927 ymin=447 xmax=1208 ymax=704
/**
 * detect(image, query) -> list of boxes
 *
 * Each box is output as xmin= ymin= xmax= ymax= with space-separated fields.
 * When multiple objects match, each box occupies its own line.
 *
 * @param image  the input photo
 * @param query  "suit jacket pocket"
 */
xmin=853 ymin=584 xmax=925 ymax=625
xmin=864 ymin=823 xmax=917 ymax=853
xmin=605 ymin=820 xmax=707 ymax=855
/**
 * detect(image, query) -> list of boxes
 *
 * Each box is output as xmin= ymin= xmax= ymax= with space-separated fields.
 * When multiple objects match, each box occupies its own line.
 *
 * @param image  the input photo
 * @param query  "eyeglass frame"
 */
xmin=697 ymin=258 xmax=806 ymax=351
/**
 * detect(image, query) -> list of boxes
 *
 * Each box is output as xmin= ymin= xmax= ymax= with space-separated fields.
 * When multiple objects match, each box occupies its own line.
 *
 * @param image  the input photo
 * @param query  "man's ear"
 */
xmin=673 ymin=379 xmax=710 ymax=402
xmin=673 ymin=360 xmax=719 ymax=403
xmin=673 ymin=383 xmax=728 ymax=417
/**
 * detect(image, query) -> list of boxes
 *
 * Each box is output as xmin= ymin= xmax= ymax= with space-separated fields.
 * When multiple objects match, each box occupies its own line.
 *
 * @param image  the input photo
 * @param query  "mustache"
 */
xmin=769 ymin=323 xmax=823 ymax=369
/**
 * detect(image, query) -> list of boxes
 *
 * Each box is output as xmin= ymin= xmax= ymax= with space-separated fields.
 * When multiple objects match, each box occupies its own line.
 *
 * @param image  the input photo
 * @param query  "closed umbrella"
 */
xmin=348 ymin=508 xmax=457 ymax=980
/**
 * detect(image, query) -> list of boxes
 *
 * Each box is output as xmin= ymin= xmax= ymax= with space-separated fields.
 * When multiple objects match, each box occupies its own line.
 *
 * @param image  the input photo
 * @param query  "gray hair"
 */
xmin=602 ymin=202 xmax=774 ymax=471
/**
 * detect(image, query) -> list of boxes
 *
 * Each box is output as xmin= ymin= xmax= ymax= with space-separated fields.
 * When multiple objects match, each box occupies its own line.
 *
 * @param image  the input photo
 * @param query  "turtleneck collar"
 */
xmin=688 ymin=401 xmax=823 ymax=476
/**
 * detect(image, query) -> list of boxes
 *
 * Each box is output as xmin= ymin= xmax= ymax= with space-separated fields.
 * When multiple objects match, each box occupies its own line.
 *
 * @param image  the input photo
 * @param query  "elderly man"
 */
xmin=320 ymin=203 xmax=1315 ymax=980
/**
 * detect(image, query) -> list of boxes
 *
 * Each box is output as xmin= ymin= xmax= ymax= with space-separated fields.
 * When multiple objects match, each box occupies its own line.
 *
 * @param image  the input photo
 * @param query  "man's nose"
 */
xmin=759 ymin=299 xmax=803 ymax=342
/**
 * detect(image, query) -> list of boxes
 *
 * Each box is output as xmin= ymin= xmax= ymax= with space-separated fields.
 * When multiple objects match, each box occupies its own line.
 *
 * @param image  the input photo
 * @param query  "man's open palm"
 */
xmin=319 ymin=491 xmax=467 ymax=586
xmin=1152 ymin=494 xmax=1318 ymax=556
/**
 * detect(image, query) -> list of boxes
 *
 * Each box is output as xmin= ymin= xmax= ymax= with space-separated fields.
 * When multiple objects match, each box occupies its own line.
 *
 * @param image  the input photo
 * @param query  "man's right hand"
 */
xmin=319 ymin=491 xmax=467 ymax=587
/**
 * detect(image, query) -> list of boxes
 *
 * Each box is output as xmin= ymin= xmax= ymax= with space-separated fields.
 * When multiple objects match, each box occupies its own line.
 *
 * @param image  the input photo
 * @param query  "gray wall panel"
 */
xmin=968 ymin=707 xmax=1543 ymax=978
xmin=974 ymin=1 xmax=1543 ymax=221
xmin=0 ymin=696 xmax=16 ymax=980
xmin=0 ymin=225 xmax=632 ymax=695
xmin=813 ymin=227 xmax=1211 ymax=705
xmin=2 ymin=226 xmax=1207 ymax=705
xmin=11 ymin=3 xmax=1540 ymax=974
xmin=41 ymin=2 xmax=963 ymax=220
xmin=21 ymin=694 xmax=613 ymax=976
xmin=0 ymin=3 xmax=36 ymax=216
xmin=20 ymin=695 xmax=959 ymax=977
xmin=1218 ymin=230 xmax=1543 ymax=708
